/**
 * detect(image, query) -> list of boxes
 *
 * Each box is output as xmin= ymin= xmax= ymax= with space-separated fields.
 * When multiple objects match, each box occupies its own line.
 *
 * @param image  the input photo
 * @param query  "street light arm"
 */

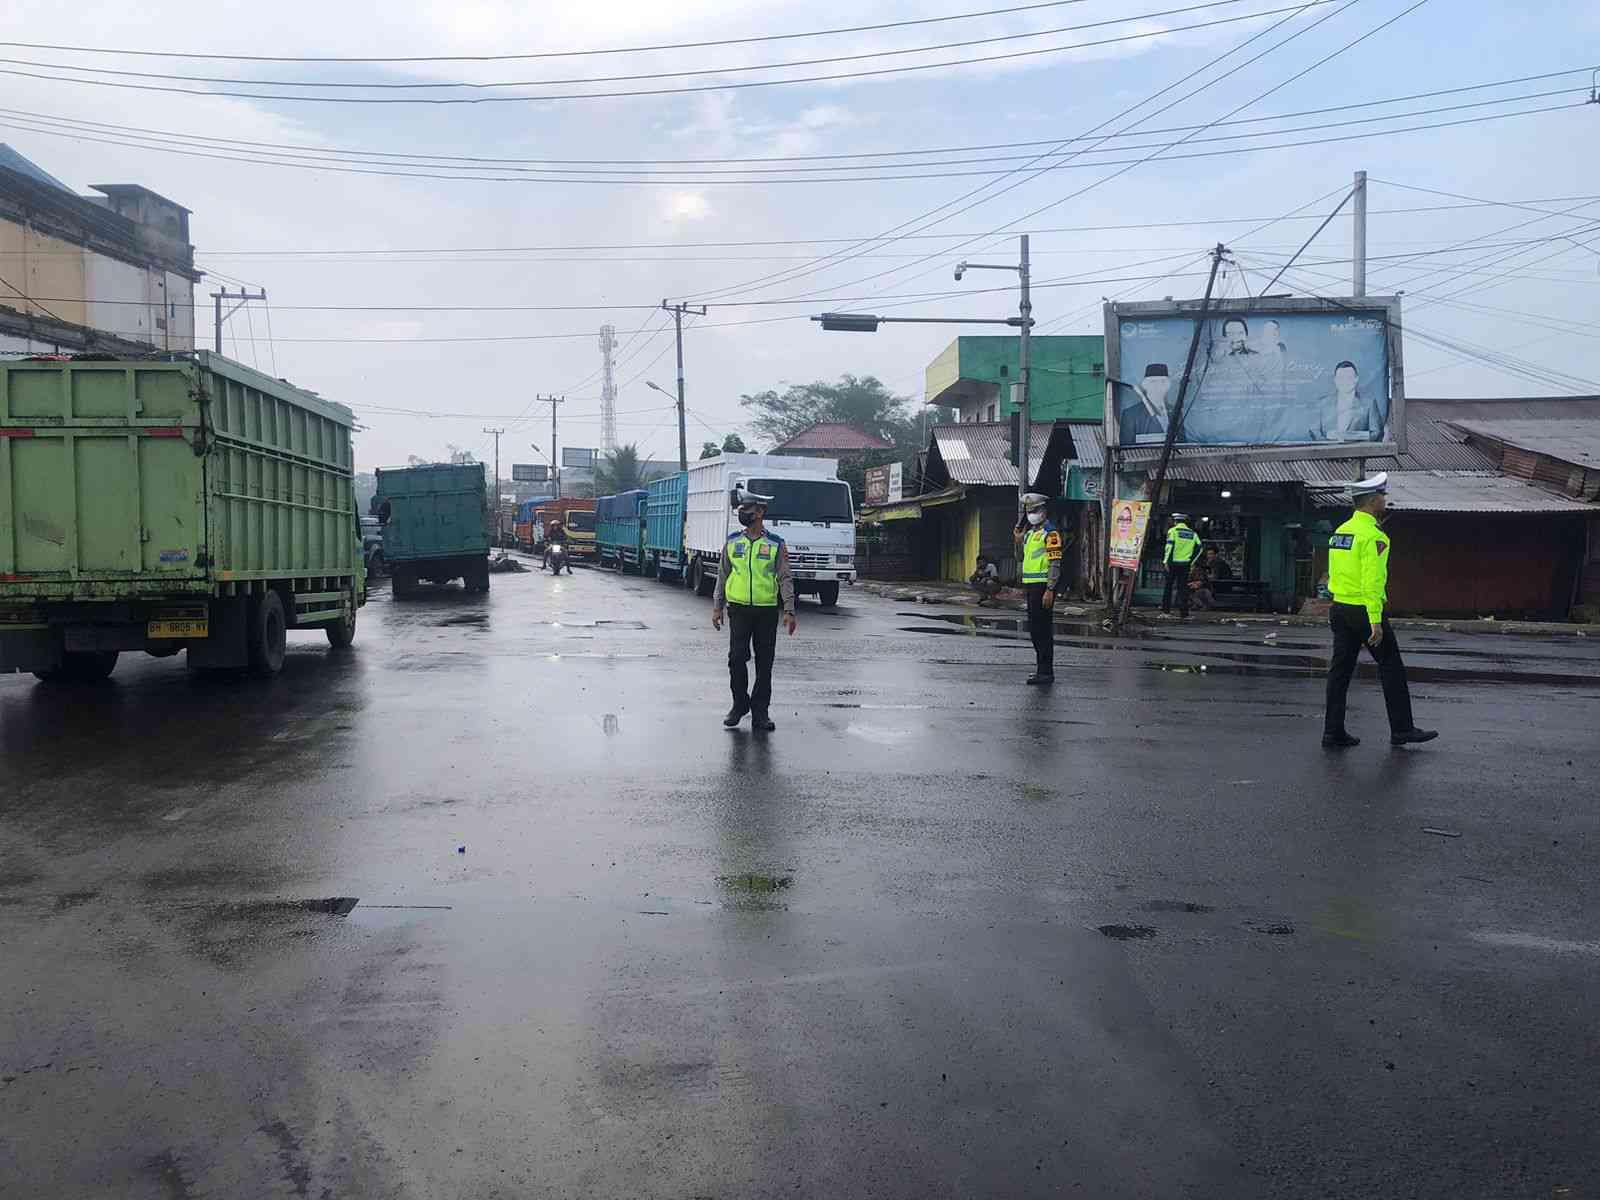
xmin=957 ymin=262 xmax=1022 ymax=273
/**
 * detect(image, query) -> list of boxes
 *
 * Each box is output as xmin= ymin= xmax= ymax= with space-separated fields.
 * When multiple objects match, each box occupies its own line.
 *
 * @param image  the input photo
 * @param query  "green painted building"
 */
xmin=924 ymin=335 xmax=1105 ymax=423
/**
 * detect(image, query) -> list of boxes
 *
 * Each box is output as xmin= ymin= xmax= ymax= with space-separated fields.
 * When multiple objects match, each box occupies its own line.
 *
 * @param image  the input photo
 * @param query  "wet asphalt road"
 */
xmin=3 ymin=560 xmax=1598 ymax=1199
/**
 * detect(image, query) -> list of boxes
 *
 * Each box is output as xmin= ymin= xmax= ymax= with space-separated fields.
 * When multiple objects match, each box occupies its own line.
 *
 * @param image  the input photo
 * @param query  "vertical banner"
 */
xmin=1108 ymin=500 xmax=1152 ymax=570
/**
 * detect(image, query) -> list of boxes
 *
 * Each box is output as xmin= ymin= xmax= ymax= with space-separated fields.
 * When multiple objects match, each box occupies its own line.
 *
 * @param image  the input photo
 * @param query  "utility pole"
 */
xmin=598 ymin=324 xmax=618 ymax=454
xmin=1118 ymin=243 xmax=1226 ymax=627
xmin=538 ymin=394 xmax=563 ymax=497
xmin=662 ymin=300 xmax=707 ymax=472
xmin=1017 ymin=234 xmax=1032 ymax=508
xmin=482 ymin=426 xmax=505 ymax=545
xmin=1352 ymin=169 xmax=1368 ymax=297
xmin=210 ymin=287 xmax=266 ymax=356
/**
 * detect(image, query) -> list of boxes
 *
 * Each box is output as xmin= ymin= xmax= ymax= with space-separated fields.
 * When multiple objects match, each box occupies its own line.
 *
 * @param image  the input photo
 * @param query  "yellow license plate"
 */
xmin=148 ymin=619 xmax=208 ymax=639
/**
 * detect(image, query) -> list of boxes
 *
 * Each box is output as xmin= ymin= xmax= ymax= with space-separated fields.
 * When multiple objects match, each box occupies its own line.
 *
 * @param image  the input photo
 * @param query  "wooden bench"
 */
xmin=1205 ymin=579 xmax=1273 ymax=612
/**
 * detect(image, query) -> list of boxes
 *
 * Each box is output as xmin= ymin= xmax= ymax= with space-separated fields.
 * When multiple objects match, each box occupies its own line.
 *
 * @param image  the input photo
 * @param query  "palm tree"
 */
xmin=596 ymin=443 xmax=644 ymax=493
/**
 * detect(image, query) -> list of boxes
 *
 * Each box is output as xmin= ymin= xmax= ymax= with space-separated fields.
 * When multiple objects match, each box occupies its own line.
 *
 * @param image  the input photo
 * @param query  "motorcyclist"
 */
xmin=544 ymin=518 xmax=569 ymax=573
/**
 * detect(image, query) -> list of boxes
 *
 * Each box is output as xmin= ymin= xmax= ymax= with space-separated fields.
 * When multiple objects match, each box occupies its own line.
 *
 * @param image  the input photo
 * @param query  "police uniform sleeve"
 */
xmin=712 ymin=543 xmax=733 ymax=611
xmin=1045 ymin=526 xmax=1063 ymax=590
xmin=775 ymin=542 xmax=796 ymax=615
xmin=1163 ymin=528 xmax=1174 ymax=565
xmin=1361 ymin=528 xmax=1389 ymax=626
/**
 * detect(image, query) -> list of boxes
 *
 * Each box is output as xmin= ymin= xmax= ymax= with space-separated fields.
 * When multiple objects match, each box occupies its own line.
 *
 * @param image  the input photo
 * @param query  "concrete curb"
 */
xmin=849 ymin=580 xmax=1595 ymax=638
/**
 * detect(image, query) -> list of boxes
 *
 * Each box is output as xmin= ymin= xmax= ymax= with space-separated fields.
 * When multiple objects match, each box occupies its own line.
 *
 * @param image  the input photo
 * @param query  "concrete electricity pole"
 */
xmin=539 ymin=394 xmax=564 ymax=497
xmin=1352 ymin=169 xmax=1368 ymax=297
xmin=662 ymin=300 xmax=707 ymax=472
xmin=598 ymin=324 xmax=619 ymax=454
xmin=482 ymin=426 xmax=505 ymax=545
xmin=210 ymin=287 xmax=266 ymax=355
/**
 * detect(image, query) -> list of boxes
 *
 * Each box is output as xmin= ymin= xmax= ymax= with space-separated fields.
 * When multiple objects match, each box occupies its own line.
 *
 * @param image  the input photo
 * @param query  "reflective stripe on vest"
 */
xmin=1022 ymin=526 xmax=1052 ymax=583
xmin=1166 ymin=525 xmax=1200 ymax=563
xmin=726 ymin=534 xmax=780 ymax=606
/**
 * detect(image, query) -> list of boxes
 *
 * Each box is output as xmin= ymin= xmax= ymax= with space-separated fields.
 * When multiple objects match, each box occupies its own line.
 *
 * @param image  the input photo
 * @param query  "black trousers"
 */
xmin=727 ymin=603 xmax=780 ymax=715
xmin=1325 ymin=602 xmax=1414 ymax=736
xmin=1162 ymin=561 xmax=1192 ymax=613
xmin=1025 ymin=584 xmax=1055 ymax=675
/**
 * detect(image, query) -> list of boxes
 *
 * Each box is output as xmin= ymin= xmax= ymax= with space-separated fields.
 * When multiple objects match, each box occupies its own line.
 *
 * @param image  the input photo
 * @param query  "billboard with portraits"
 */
xmin=1106 ymin=297 xmax=1403 ymax=454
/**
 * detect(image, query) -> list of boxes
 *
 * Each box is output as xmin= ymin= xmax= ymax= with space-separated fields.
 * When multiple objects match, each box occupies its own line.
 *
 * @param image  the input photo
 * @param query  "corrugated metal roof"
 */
xmin=931 ymin=422 xmax=1061 ymax=486
xmin=1065 ymin=420 xmax=1103 ymax=468
xmin=772 ymin=422 xmax=893 ymax=452
xmin=1311 ymin=471 xmax=1594 ymax=514
xmin=1447 ymin=419 xmax=1600 ymax=469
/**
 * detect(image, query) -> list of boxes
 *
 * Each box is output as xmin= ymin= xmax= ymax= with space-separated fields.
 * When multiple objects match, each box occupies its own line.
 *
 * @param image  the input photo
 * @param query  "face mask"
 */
xmin=1027 ymin=511 xmax=1045 ymax=526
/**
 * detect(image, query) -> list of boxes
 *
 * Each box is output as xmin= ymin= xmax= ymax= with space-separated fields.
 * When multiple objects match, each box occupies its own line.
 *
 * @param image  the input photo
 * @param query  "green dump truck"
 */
xmin=0 ymin=352 xmax=363 ymax=682
xmin=371 ymin=463 xmax=492 ymax=598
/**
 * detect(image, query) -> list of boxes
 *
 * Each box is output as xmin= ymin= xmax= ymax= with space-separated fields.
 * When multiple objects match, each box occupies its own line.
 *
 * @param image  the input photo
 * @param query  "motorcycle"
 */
xmin=545 ymin=543 xmax=570 ymax=575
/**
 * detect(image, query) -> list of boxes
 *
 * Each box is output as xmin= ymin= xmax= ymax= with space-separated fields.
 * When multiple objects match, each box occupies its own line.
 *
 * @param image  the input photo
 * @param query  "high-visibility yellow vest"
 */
xmin=1164 ymin=523 xmax=1201 ymax=564
xmin=1327 ymin=509 xmax=1390 ymax=624
xmin=1021 ymin=523 xmax=1061 ymax=584
xmin=725 ymin=531 xmax=781 ymax=606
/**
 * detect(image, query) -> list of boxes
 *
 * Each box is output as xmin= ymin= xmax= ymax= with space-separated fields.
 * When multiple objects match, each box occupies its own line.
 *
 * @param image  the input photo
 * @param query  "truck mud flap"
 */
xmin=186 ymin=596 xmax=249 ymax=669
xmin=0 ymin=630 xmax=61 ymax=673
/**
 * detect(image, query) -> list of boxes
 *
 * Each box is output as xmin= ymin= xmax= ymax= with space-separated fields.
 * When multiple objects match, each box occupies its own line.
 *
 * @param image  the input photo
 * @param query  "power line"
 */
xmin=2 ymin=67 xmax=1585 ymax=168
xmin=4 ymin=86 xmax=1582 ymax=183
xmin=0 ymin=0 xmax=1128 ymax=63
xmin=0 ymin=4 xmax=1336 ymax=105
xmin=0 ymin=1 xmax=1282 ymax=92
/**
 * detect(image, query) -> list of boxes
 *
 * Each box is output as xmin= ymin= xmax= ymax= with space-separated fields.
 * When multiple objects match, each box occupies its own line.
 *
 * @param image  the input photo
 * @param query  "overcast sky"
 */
xmin=2 ymin=0 xmax=1596 ymax=471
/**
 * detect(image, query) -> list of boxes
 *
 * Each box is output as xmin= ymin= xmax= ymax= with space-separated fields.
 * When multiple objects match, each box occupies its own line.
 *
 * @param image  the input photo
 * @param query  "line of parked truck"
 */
xmin=543 ymin=453 xmax=859 ymax=606
xmin=0 ymin=350 xmax=857 ymax=685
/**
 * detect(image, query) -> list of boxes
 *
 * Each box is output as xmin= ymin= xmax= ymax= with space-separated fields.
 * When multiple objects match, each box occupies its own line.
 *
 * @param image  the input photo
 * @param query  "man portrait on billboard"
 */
xmin=1217 ymin=317 xmax=1259 ymax=358
xmin=1256 ymin=319 xmax=1287 ymax=357
xmin=1119 ymin=363 xmax=1172 ymax=445
xmin=1309 ymin=359 xmax=1385 ymax=442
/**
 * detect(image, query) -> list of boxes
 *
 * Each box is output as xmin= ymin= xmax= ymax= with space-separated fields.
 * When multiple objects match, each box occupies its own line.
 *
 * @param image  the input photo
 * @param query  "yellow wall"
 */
xmin=939 ymin=506 xmax=981 ymax=583
xmin=0 ymin=221 xmax=88 ymax=326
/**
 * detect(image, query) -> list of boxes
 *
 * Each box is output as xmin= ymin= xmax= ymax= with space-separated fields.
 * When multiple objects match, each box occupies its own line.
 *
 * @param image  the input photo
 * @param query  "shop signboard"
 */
xmin=1105 ymin=296 xmax=1404 ymax=457
xmin=1108 ymin=500 xmax=1152 ymax=570
xmin=865 ymin=462 xmax=906 ymax=506
xmin=511 ymin=463 xmax=547 ymax=483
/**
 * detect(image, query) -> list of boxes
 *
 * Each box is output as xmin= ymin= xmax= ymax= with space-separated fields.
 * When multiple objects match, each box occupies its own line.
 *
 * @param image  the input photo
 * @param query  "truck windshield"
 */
xmin=564 ymin=510 xmax=595 ymax=533
xmin=749 ymin=478 xmax=854 ymax=523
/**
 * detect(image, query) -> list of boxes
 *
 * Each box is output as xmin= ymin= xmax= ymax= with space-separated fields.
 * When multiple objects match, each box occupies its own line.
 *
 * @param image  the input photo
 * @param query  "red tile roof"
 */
xmin=772 ymin=422 xmax=893 ymax=452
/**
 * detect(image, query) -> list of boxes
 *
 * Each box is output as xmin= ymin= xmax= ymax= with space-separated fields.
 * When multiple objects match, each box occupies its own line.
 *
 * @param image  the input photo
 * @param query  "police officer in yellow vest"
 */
xmin=1161 ymin=512 xmax=1201 ymax=618
xmin=1013 ymin=492 xmax=1063 ymax=685
xmin=1323 ymin=473 xmax=1438 ymax=749
xmin=712 ymin=490 xmax=796 ymax=732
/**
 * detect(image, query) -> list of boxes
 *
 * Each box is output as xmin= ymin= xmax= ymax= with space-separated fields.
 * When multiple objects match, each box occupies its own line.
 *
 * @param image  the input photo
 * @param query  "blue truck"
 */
xmin=596 ymin=490 xmax=649 ymax=573
xmin=373 ymin=463 xmax=492 ymax=599
xmin=644 ymin=472 xmax=689 ymax=582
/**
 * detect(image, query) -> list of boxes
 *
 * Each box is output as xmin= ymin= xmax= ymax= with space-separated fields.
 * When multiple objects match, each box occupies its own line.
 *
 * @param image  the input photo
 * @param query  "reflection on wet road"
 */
xmin=3 ymin=566 xmax=1598 ymax=1198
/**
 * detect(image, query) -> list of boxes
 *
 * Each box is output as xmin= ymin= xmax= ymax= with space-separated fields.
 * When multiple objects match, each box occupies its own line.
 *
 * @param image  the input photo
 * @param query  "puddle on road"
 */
xmin=718 ymin=872 xmax=793 ymax=913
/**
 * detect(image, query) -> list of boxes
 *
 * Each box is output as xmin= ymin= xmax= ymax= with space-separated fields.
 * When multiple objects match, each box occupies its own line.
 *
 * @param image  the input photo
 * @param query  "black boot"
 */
xmin=724 ymin=703 xmax=750 ymax=728
xmin=1321 ymin=731 xmax=1361 ymax=749
xmin=751 ymin=712 xmax=776 ymax=732
xmin=1390 ymin=728 xmax=1438 ymax=746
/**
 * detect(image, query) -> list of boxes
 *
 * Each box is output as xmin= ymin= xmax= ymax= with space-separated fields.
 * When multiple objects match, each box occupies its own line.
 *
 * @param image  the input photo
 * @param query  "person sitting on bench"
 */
xmin=1188 ymin=545 xmax=1232 ymax=610
xmin=970 ymin=554 xmax=1002 ymax=605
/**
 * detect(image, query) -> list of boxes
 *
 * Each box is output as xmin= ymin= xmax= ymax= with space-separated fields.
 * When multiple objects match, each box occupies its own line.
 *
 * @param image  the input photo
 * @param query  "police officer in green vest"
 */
xmin=1013 ymin=492 xmax=1063 ymax=685
xmin=712 ymin=490 xmax=797 ymax=732
xmin=1323 ymin=473 xmax=1438 ymax=749
xmin=1161 ymin=512 xmax=1201 ymax=618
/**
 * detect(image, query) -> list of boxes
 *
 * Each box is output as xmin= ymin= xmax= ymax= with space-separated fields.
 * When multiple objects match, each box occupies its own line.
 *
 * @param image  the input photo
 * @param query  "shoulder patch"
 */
xmin=1375 ymin=540 xmax=1388 ymax=555
xmin=1329 ymin=533 xmax=1355 ymax=550
xmin=1045 ymin=532 xmax=1063 ymax=549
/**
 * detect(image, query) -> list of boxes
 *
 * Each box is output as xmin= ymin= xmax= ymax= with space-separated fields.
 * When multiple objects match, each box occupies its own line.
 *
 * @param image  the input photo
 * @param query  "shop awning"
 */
xmin=858 ymin=483 xmax=966 ymax=523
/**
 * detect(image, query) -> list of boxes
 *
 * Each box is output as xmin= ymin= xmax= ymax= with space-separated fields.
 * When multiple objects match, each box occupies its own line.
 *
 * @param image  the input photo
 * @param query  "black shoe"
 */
xmin=1390 ymin=728 xmax=1439 ymax=746
xmin=1322 ymin=732 xmax=1361 ymax=748
xmin=723 ymin=704 xmax=750 ymax=728
xmin=751 ymin=713 xmax=776 ymax=732
xmin=1025 ymin=672 xmax=1055 ymax=686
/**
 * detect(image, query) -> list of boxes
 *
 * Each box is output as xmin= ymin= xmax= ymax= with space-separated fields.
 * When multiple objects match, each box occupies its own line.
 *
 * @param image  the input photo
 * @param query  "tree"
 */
xmin=739 ymin=374 xmax=920 ymax=452
xmin=595 ymin=443 xmax=644 ymax=494
xmin=699 ymin=432 xmax=748 ymax=459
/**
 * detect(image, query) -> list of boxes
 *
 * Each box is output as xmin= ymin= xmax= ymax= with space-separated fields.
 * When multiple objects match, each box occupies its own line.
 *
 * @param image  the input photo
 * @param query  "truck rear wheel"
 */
xmin=392 ymin=566 xmax=416 ymax=599
xmin=326 ymin=596 xmax=357 ymax=648
xmin=817 ymin=582 xmax=841 ymax=608
xmin=34 ymin=650 xmax=119 ymax=684
xmin=465 ymin=561 xmax=490 ymax=593
xmin=249 ymin=590 xmax=288 ymax=677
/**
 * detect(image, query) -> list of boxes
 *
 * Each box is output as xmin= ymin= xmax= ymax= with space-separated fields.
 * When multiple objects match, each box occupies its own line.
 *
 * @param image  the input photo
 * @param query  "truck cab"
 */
xmin=732 ymin=472 xmax=855 ymax=605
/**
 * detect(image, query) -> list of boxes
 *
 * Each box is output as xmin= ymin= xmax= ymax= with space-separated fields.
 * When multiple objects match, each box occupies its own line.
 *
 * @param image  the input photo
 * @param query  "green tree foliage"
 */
xmin=740 ymin=374 xmax=921 ymax=451
xmin=700 ymin=432 xmax=749 ymax=459
xmin=595 ymin=443 xmax=644 ymax=494
xmin=700 ymin=441 xmax=720 ymax=460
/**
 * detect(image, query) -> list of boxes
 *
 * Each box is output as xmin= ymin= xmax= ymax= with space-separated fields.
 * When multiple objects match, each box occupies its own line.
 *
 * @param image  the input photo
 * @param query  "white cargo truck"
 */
xmin=683 ymin=453 xmax=856 ymax=607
